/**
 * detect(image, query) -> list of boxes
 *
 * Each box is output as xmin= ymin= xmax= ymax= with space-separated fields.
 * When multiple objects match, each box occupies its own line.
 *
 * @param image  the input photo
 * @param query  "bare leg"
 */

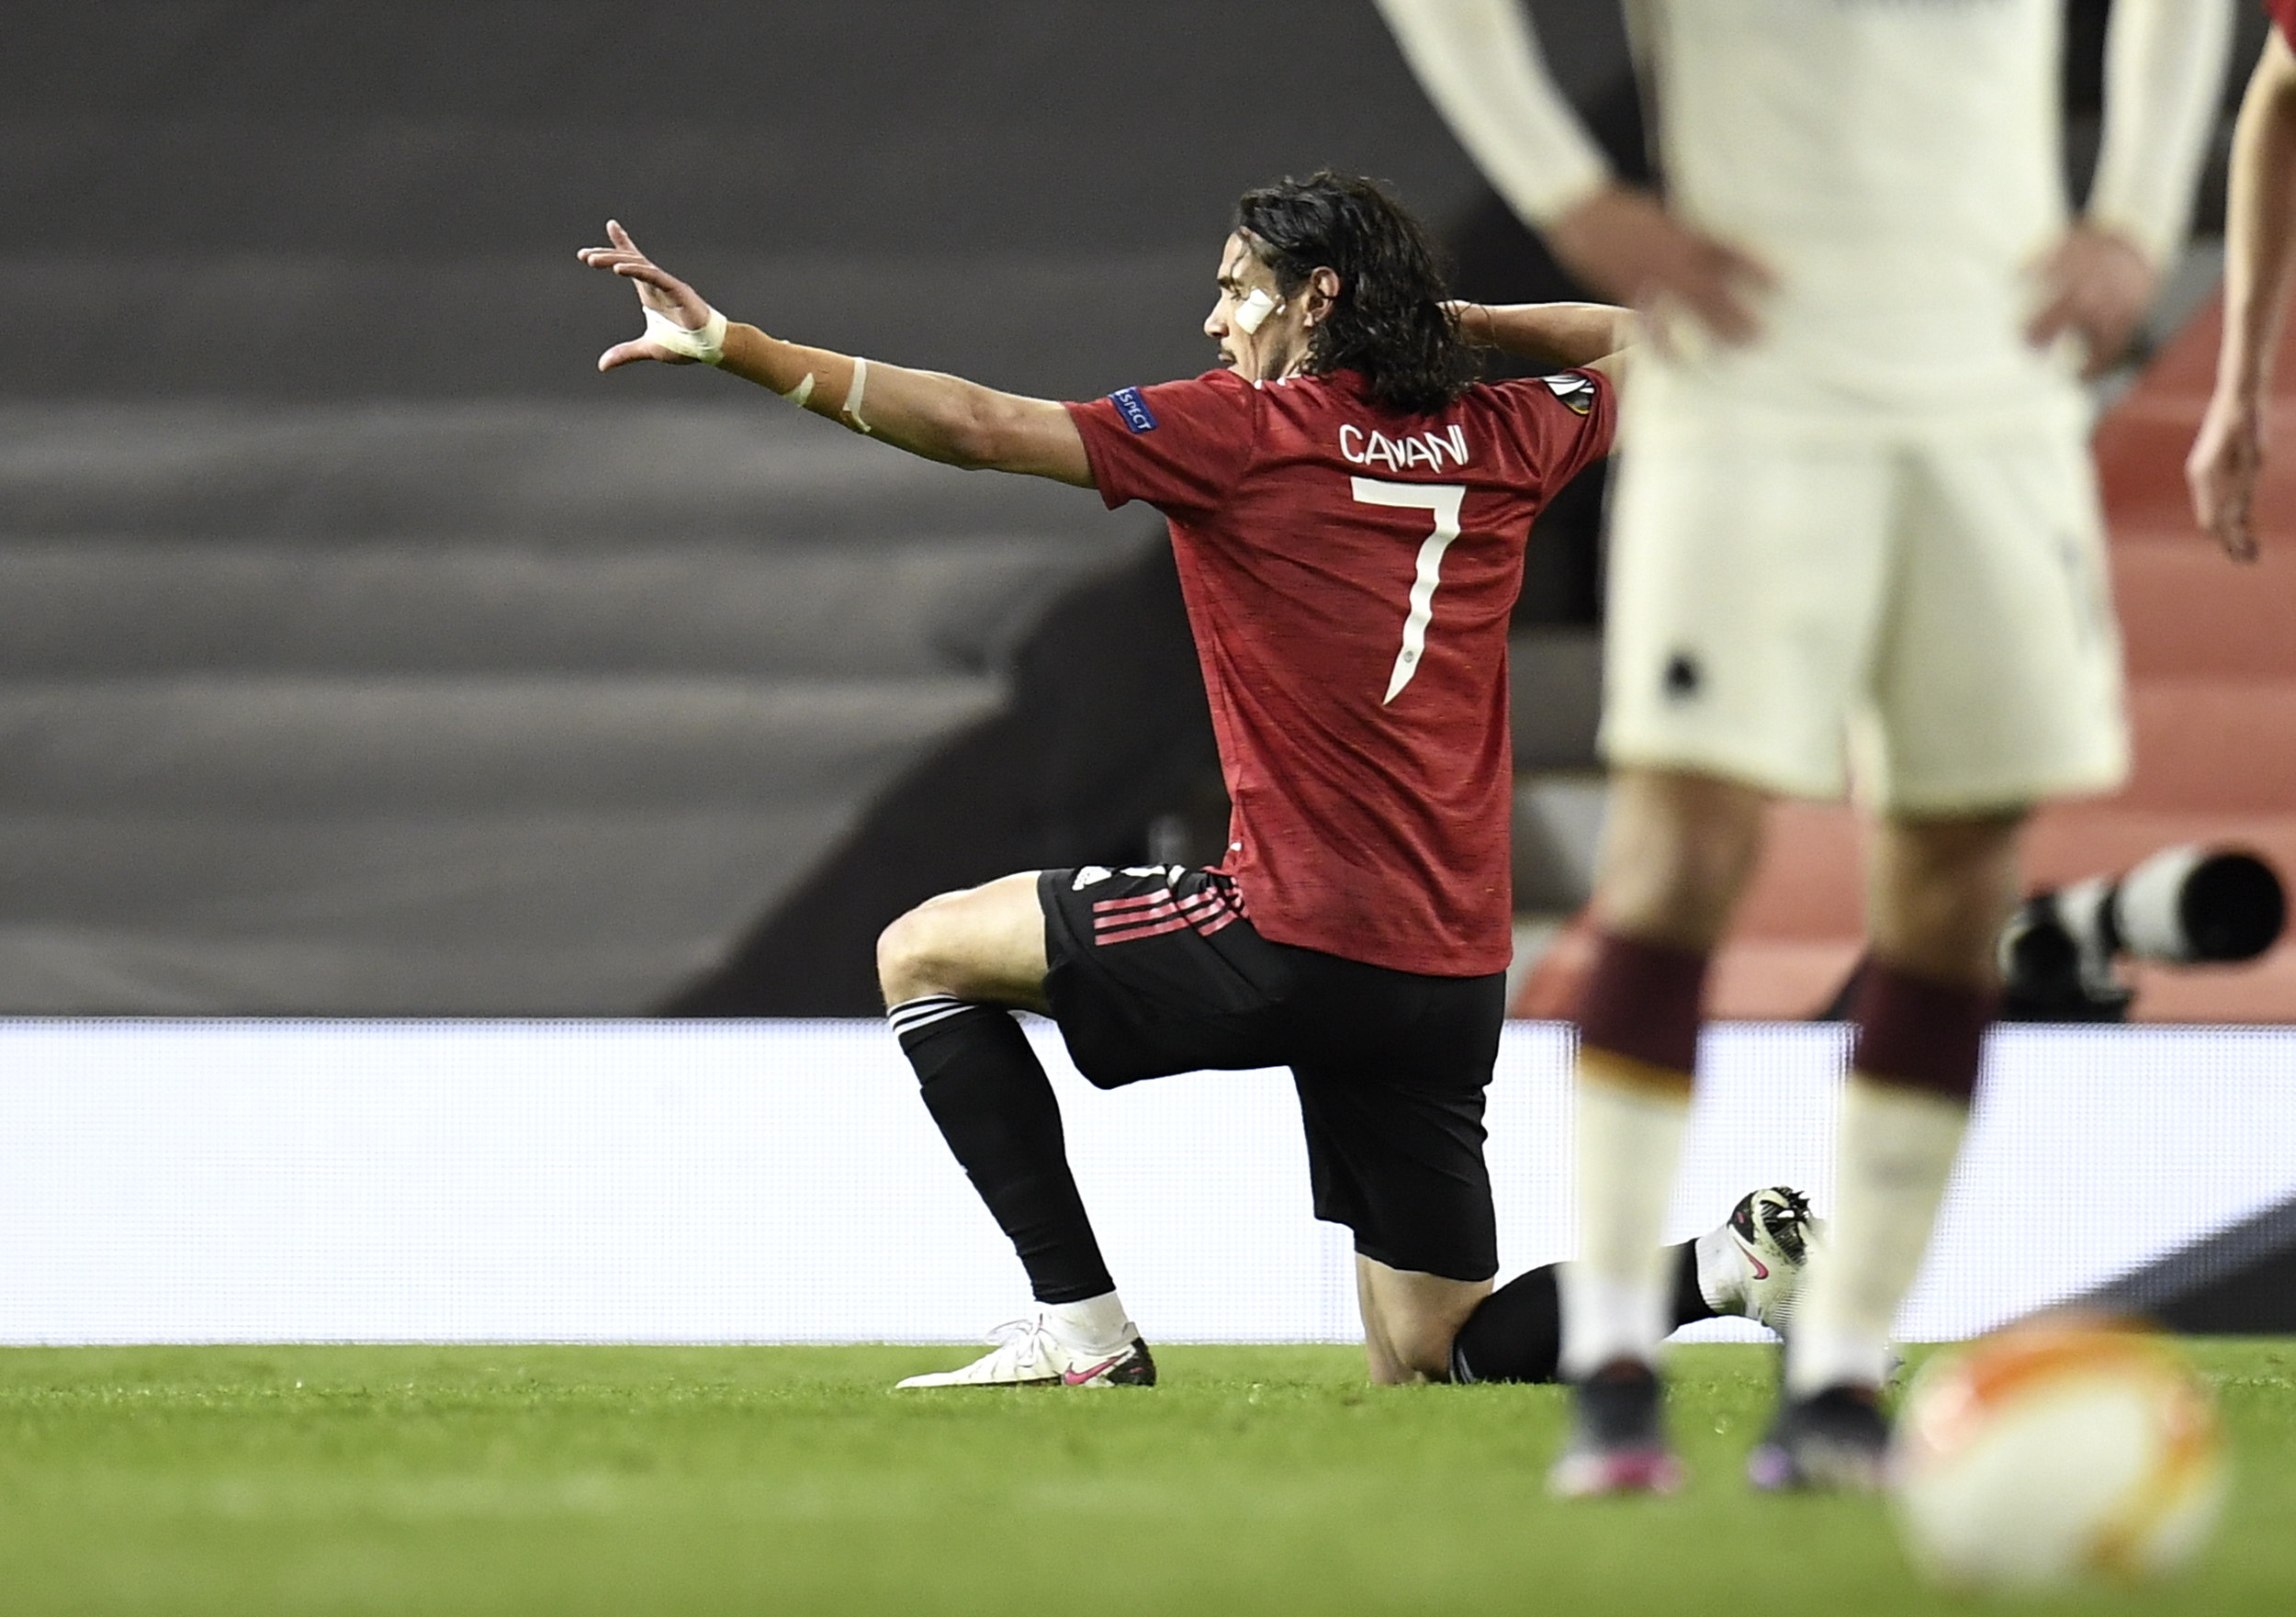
xmin=1355 ymin=1260 xmax=1407 ymax=1385
xmin=1548 ymin=767 xmax=1771 ymax=1491
xmin=877 ymin=870 xmax=1052 ymax=1010
xmin=1865 ymin=811 xmax=2025 ymax=986
xmin=1758 ymin=807 xmax=2026 ymax=1488
xmin=1559 ymin=767 xmax=1766 ymax=1381
xmin=1354 ymin=1254 xmax=1490 ymax=1385
xmin=1593 ymin=767 xmax=1771 ymax=949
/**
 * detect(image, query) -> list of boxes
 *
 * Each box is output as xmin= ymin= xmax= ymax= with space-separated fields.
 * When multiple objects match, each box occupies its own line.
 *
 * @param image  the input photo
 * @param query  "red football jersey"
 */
xmin=2274 ymin=0 xmax=2296 ymax=43
xmin=1066 ymin=365 xmax=1615 ymax=976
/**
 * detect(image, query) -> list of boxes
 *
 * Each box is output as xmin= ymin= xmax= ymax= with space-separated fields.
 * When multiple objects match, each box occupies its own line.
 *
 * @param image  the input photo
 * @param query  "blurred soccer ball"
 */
xmin=1890 ymin=1324 xmax=2226 ymax=1591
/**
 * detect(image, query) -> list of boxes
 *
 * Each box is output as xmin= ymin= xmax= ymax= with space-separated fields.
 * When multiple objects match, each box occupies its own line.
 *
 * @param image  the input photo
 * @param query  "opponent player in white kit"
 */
xmin=1376 ymin=0 xmax=2234 ymax=1492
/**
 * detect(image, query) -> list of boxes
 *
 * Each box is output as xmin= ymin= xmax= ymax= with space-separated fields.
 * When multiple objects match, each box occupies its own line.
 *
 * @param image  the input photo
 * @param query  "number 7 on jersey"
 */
xmin=1352 ymin=477 xmax=1467 ymax=704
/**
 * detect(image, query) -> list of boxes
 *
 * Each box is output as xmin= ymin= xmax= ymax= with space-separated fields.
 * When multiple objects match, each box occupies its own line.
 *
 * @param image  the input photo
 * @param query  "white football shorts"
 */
xmin=1598 ymin=385 xmax=2128 ymax=814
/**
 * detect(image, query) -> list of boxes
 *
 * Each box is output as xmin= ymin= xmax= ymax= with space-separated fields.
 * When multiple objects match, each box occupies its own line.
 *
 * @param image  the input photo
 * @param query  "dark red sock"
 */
xmin=1575 ymin=929 xmax=1710 ymax=1075
xmin=1849 ymin=962 xmax=1998 ymax=1101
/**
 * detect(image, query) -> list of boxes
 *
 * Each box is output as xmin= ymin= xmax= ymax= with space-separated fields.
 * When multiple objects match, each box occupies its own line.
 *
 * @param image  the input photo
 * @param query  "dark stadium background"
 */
xmin=0 ymin=0 xmax=2273 ymax=1018
xmin=2 ymin=10 xmax=2294 ymax=1582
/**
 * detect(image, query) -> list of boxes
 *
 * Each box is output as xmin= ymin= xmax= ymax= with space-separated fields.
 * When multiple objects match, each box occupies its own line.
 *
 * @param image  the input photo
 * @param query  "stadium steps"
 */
xmin=0 ymin=397 xmax=1142 ymax=1012
xmin=1708 ymin=301 xmax=2296 ymax=1022
xmin=0 ymin=252 xmax=1220 ymax=409
xmin=0 ymin=0 xmax=1504 ymax=1013
xmin=2110 ymin=539 xmax=2296 ymax=679
xmin=0 ymin=13 xmax=1486 ymax=259
xmin=0 ymin=537 xmax=1099 ymax=680
xmin=0 ymin=400 xmax=1110 ymax=545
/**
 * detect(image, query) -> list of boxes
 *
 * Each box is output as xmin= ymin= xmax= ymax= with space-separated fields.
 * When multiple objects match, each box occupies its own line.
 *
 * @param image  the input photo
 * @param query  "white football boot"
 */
xmin=1698 ymin=1185 xmax=1822 ymax=1334
xmin=895 ymin=1315 xmax=1157 ymax=1389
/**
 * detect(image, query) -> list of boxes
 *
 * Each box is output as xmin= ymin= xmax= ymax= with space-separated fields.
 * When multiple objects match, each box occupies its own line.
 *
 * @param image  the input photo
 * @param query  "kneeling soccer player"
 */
xmin=580 ymin=172 xmax=1802 ymax=1387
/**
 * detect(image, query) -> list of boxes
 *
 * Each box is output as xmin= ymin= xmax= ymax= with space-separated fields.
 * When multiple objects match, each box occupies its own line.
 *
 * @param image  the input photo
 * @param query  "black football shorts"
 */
xmin=1038 ymin=865 xmax=1504 ymax=1283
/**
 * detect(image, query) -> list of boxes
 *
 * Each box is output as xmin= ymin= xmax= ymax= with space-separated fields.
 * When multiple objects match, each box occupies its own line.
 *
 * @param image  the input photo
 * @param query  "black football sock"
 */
xmin=1450 ymin=1243 xmax=1708 ymax=1384
xmin=1670 ymin=1239 xmax=1717 ymax=1326
xmin=1450 ymin=1264 xmax=1562 ymax=1383
xmin=888 ymin=995 xmax=1116 ymax=1305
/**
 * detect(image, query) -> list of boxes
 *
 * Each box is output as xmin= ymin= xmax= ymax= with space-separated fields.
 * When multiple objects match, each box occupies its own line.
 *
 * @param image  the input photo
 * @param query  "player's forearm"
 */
xmin=2088 ymin=0 xmax=2237 ymax=270
xmin=1452 ymin=301 xmax=1631 ymax=368
xmin=2213 ymin=39 xmax=2296 ymax=410
xmin=715 ymin=324 xmax=992 ymax=462
xmin=1373 ymin=0 xmax=1611 ymax=229
xmin=716 ymin=324 xmax=1090 ymax=486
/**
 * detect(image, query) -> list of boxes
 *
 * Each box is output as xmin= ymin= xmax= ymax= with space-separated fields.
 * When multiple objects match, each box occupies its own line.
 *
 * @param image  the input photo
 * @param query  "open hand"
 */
xmin=576 ymin=220 xmax=716 ymax=369
xmin=2188 ymin=392 xmax=2266 ymax=563
xmin=1546 ymin=183 xmax=1773 ymax=346
xmin=2025 ymin=224 xmax=2158 ymax=382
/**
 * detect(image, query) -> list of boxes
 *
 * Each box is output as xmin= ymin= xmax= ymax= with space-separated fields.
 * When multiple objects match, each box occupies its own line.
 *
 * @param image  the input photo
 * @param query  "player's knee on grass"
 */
xmin=1357 ymin=1258 xmax=1488 ymax=1383
xmin=1388 ymin=1313 xmax=1466 ymax=1382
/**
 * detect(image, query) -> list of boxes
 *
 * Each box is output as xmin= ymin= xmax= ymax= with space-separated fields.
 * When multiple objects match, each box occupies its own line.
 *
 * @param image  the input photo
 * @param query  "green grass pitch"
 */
xmin=0 ymin=1341 xmax=2287 ymax=1614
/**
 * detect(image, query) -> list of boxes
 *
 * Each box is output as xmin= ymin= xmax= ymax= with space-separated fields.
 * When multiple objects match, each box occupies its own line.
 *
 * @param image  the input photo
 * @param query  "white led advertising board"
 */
xmin=0 ymin=1020 xmax=2285 ymax=1345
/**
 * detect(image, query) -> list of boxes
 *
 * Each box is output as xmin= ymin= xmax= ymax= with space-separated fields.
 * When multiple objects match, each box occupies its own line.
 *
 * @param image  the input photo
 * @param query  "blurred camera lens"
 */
xmin=1828 ymin=848 xmax=2284 ymax=1023
xmin=2112 ymin=847 xmax=2283 ymax=965
xmin=1996 ymin=847 xmax=2283 ymax=1022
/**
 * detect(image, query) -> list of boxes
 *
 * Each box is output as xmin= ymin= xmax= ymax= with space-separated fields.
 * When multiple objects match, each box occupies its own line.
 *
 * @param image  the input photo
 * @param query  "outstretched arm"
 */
xmin=578 ymin=221 xmax=1093 ymax=488
xmin=2189 ymin=29 xmax=2296 ymax=563
xmin=1450 ymin=299 xmax=1635 ymax=381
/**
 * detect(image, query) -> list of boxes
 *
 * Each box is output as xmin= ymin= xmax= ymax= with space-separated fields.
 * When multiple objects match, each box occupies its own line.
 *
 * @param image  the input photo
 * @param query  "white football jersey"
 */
xmin=1634 ymin=0 xmax=2072 ymax=410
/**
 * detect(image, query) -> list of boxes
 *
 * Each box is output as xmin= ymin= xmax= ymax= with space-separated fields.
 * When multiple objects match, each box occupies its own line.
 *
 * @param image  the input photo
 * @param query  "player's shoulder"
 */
xmin=1111 ymin=365 xmax=1259 ymax=421
xmin=1162 ymin=366 xmax=1260 ymax=403
xmin=1469 ymin=369 xmax=1605 ymax=421
xmin=1458 ymin=369 xmax=1616 ymax=478
xmin=1441 ymin=371 xmax=1610 ymax=456
xmin=1165 ymin=365 xmax=1256 ymax=395
xmin=1077 ymin=367 xmax=1261 ymax=446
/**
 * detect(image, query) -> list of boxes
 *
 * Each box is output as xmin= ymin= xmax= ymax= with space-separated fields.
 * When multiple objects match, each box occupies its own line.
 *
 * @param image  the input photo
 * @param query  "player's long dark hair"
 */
xmin=1234 ymin=171 xmax=1477 ymax=414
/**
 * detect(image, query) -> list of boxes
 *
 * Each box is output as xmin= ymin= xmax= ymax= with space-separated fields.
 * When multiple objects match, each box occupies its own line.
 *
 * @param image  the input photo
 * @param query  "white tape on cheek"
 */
xmin=840 ymin=355 xmax=874 ymax=434
xmin=1232 ymin=288 xmax=1280 ymax=335
xmin=642 ymin=305 xmax=727 ymax=365
xmin=780 ymin=373 xmax=816 ymax=408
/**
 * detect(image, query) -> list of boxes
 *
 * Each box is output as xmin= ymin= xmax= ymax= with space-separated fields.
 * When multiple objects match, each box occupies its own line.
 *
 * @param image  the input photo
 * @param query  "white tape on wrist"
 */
xmin=780 ymin=373 xmax=816 ymax=408
xmin=643 ymin=305 xmax=728 ymax=365
xmin=840 ymin=355 xmax=875 ymax=434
